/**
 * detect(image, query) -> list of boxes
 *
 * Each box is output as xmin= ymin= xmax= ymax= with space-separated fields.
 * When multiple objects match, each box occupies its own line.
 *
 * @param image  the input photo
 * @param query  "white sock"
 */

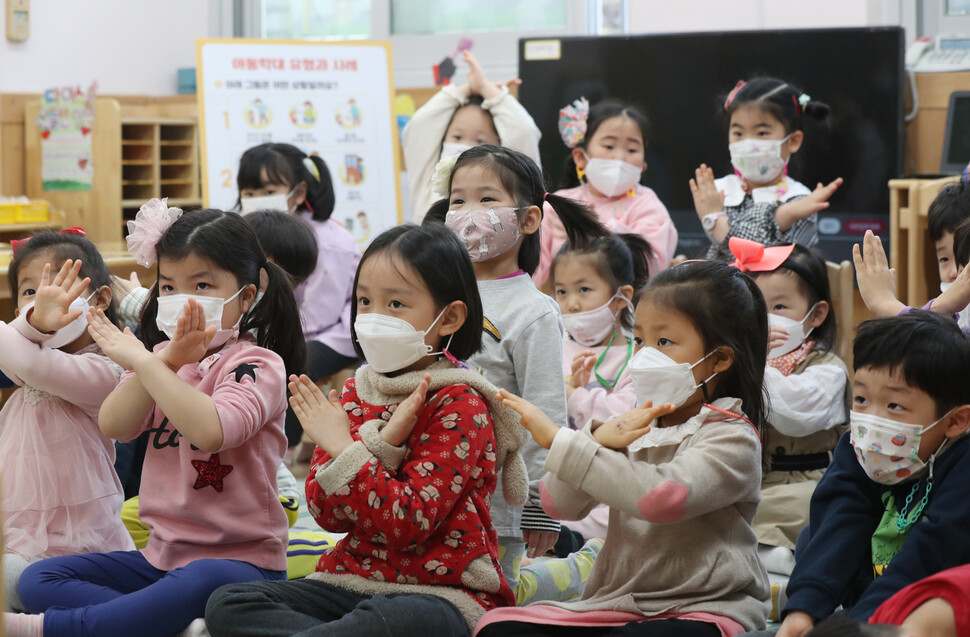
xmin=3 ymin=553 xmax=29 ymax=612
xmin=4 ymin=611 xmax=44 ymax=637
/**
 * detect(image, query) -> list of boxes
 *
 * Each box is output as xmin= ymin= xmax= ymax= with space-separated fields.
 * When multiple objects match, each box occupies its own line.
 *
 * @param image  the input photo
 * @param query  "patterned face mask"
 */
xmin=729 ymin=135 xmax=791 ymax=184
xmin=849 ymin=410 xmax=948 ymax=485
xmin=445 ymin=207 xmax=521 ymax=262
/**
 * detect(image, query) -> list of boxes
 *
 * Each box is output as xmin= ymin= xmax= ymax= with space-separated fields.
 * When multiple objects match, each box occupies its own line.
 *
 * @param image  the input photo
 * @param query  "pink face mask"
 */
xmin=445 ymin=207 xmax=521 ymax=262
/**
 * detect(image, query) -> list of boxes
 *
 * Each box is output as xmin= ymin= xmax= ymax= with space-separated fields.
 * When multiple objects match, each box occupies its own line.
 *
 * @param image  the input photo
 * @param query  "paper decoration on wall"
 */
xmin=433 ymin=37 xmax=473 ymax=86
xmin=35 ymin=81 xmax=97 ymax=191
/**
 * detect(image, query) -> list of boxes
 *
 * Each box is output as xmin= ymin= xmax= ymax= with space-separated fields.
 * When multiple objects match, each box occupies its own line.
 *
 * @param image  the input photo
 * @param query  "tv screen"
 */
xmin=518 ymin=27 xmax=904 ymax=261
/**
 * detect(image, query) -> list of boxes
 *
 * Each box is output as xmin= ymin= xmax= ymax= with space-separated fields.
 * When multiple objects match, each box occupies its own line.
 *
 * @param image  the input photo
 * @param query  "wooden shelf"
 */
xmin=122 ymin=179 xmax=153 ymax=185
xmin=123 ymin=159 xmax=153 ymax=165
xmin=122 ymin=140 xmax=153 ymax=146
xmin=0 ymin=221 xmax=59 ymax=233
xmin=159 ymin=140 xmax=193 ymax=146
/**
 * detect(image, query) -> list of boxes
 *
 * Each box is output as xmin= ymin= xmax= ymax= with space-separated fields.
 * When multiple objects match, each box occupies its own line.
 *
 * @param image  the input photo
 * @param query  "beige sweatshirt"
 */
xmin=538 ymin=398 xmax=771 ymax=631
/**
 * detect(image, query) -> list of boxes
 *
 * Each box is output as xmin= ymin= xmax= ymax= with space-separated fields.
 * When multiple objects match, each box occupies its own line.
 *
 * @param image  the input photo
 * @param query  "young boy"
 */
xmin=775 ymin=311 xmax=970 ymax=637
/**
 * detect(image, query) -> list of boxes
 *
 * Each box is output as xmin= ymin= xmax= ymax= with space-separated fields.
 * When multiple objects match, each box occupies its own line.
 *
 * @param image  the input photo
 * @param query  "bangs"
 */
xmin=237 ymin=147 xmax=297 ymax=190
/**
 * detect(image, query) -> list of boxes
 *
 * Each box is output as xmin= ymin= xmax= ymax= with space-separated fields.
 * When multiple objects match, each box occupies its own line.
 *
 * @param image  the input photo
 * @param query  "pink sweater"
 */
xmin=119 ymin=335 xmax=289 ymax=572
xmin=296 ymin=214 xmax=361 ymax=358
xmin=534 ymin=184 xmax=677 ymax=286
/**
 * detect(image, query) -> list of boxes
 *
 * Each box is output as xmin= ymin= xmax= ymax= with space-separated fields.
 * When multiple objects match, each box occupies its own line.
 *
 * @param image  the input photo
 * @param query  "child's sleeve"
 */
xmin=307 ymin=386 xmax=495 ymax=550
xmin=483 ymin=87 xmax=542 ymax=168
xmin=401 ymin=85 xmax=465 ymax=222
xmin=764 ymin=364 xmax=848 ymax=436
xmin=209 ymin=349 xmax=288 ymax=452
xmin=512 ymin=311 xmax=567 ymax=534
xmin=567 ymin=370 xmax=637 ymax=428
xmin=624 ymin=189 xmax=678 ymax=274
xmin=118 ymin=286 xmax=150 ymax=324
xmin=543 ymin=417 xmax=762 ymax=523
xmin=783 ymin=433 xmax=885 ymax=621
xmin=0 ymin=315 xmax=123 ymax=413
xmin=716 ymin=200 xmax=817 ymax=252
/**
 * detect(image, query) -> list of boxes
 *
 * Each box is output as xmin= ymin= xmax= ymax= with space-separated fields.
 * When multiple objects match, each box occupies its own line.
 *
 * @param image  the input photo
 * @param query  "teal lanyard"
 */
xmin=593 ymin=331 xmax=633 ymax=389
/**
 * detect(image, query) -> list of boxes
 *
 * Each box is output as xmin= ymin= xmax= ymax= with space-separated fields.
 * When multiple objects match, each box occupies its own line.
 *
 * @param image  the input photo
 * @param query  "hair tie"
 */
xmin=125 ymin=198 xmax=183 ymax=268
xmin=11 ymin=227 xmax=86 ymax=258
xmin=543 ymin=192 xmax=549 ymax=202
xmin=430 ymin=154 xmax=459 ymax=201
xmin=303 ymin=156 xmax=320 ymax=181
xmin=723 ymin=80 xmax=747 ymax=110
xmin=795 ymin=93 xmax=811 ymax=116
xmin=558 ymin=97 xmax=589 ymax=149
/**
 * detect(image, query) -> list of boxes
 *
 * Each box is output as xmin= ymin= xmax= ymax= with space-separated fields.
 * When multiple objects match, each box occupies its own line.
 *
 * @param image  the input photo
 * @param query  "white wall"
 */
xmin=0 ymin=0 xmax=210 ymax=95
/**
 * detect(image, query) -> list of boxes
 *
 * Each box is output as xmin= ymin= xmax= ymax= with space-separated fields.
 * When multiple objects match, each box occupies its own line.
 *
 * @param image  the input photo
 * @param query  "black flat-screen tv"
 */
xmin=518 ymin=27 xmax=904 ymax=261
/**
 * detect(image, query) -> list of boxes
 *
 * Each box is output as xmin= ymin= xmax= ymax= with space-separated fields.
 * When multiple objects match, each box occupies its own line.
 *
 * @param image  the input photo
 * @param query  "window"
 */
xmin=390 ymin=0 xmax=568 ymax=35
xmin=261 ymin=0 xmax=372 ymax=40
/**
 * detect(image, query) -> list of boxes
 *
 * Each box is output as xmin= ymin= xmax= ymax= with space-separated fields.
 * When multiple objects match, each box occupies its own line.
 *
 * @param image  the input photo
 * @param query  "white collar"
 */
xmin=715 ymin=174 xmax=811 ymax=207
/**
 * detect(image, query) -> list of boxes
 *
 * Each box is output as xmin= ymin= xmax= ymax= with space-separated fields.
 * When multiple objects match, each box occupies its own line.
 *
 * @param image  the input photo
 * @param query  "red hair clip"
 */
xmin=723 ymin=80 xmax=747 ymax=110
xmin=728 ymin=237 xmax=794 ymax=273
xmin=11 ymin=226 xmax=86 ymax=258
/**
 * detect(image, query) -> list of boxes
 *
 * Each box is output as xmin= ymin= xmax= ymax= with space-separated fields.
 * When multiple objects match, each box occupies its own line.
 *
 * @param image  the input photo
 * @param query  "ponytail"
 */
xmin=241 ymin=261 xmax=308 ymax=378
xmin=538 ymin=193 xmax=610 ymax=274
xmin=301 ymin=154 xmax=336 ymax=222
xmin=236 ymin=143 xmax=335 ymax=221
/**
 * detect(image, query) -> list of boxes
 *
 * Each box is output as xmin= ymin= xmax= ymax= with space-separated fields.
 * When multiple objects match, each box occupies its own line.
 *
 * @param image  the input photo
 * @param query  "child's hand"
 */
xmin=768 ymin=325 xmax=790 ymax=353
xmin=853 ymin=230 xmax=906 ymax=317
xmin=775 ymin=177 xmax=844 ymax=231
xmin=776 ymin=611 xmax=814 ymax=637
xmin=931 ymin=263 xmax=970 ymax=316
xmin=463 ymin=50 xmax=503 ymax=101
xmin=382 ymin=373 xmax=431 ymax=447
xmin=87 ymin=308 xmax=151 ymax=370
xmin=28 ymin=260 xmax=91 ymax=334
xmin=498 ymin=388 xmax=560 ymax=449
xmin=593 ymin=401 xmax=676 ymax=449
xmin=110 ymin=271 xmax=142 ymax=296
xmin=568 ymin=351 xmax=596 ymax=390
xmin=689 ymin=164 xmax=725 ymax=218
xmin=523 ymin=529 xmax=558 ymax=559
xmin=157 ymin=298 xmax=217 ymax=370
xmin=289 ymin=374 xmax=354 ymax=459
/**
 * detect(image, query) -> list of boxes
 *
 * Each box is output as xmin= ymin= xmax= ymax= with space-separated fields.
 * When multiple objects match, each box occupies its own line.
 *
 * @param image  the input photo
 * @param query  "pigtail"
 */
xmin=302 ymin=154 xmax=336 ymax=222
xmin=543 ymin=193 xmax=610 ymax=251
xmin=422 ymin=197 xmax=449 ymax=226
xmin=241 ymin=261 xmax=308 ymax=378
xmin=802 ymin=99 xmax=831 ymax=121
xmin=616 ymin=233 xmax=652 ymax=291
xmin=723 ymin=77 xmax=830 ymax=133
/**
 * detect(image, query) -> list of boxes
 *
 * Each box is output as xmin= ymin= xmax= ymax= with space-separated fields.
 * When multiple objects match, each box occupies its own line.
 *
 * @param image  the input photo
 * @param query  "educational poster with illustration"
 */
xmin=35 ymin=81 xmax=97 ymax=191
xmin=197 ymin=39 xmax=401 ymax=247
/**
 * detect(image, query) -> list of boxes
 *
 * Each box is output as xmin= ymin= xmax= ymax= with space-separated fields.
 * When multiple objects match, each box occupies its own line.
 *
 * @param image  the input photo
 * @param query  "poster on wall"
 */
xmin=35 ymin=81 xmax=97 ymax=192
xmin=196 ymin=39 xmax=401 ymax=248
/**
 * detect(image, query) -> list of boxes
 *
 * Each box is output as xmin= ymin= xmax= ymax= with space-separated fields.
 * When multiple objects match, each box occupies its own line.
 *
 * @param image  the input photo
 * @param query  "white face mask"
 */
xmin=562 ymin=294 xmax=630 ymax=348
xmin=729 ymin=135 xmax=791 ymax=184
xmin=583 ymin=154 xmax=641 ymax=197
xmin=239 ymin=189 xmax=295 ymax=215
xmin=155 ymin=288 xmax=245 ymax=348
xmin=24 ymin=292 xmax=97 ymax=349
xmin=767 ymin=303 xmax=817 ymax=359
xmin=354 ymin=307 xmax=450 ymax=374
xmin=850 ymin=410 xmax=949 ymax=485
xmin=440 ymin=142 xmax=472 ymax=160
xmin=629 ymin=347 xmax=718 ymax=409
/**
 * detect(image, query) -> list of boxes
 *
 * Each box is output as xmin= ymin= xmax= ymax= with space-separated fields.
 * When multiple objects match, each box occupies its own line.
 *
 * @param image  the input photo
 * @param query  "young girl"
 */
xmin=690 ymin=77 xmax=844 ymax=262
xmin=1 ymin=232 xmax=134 ymax=612
xmin=7 ymin=204 xmax=306 ymax=637
xmin=236 ymin=142 xmax=360 ymax=383
xmin=403 ymin=50 xmax=541 ymax=222
xmin=478 ymin=260 xmax=771 ymax=637
xmin=424 ymin=144 xmax=609 ymax=594
xmin=533 ymin=98 xmax=676 ymax=284
xmin=730 ymin=238 xmax=850 ymax=559
xmin=204 ymin=224 xmax=529 ymax=636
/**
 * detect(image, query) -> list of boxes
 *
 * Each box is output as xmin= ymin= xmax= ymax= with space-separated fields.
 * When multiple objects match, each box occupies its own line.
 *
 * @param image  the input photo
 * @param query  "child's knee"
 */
xmin=16 ymin=558 xmax=59 ymax=612
xmin=204 ymin=582 xmax=261 ymax=632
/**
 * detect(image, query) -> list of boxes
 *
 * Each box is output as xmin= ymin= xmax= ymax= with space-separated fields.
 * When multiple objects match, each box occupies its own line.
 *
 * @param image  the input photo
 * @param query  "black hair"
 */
xmin=639 ymin=261 xmax=769 ymax=438
xmin=723 ymin=77 xmax=830 ymax=135
xmin=139 ymin=209 xmax=307 ymax=378
xmin=805 ymin=615 xmax=904 ymax=637
xmin=422 ymin=144 xmax=609 ymax=275
xmin=561 ymin=100 xmax=649 ymax=189
xmin=242 ymin=210 xmax=319 ymax=287
xmin=750 ymin=244 xmax=837 ymax=354
xmin=928 ymin=181 xmax=970 ymax=242
xmin=954 ymin=216 xmax=970 ymax=268
xmin=235 ymin=143 xmax=335 ymax=222
xmin=550 ymin=233 xmax=652 ymax=329
xmin=351 ymin=224 xmax=483 ymax=362
xmin=854 ymin=310 xmax=970 ymax=418
xmin=8 ymin=232 xmax=120 ymax=328
xmin=442 ymin=95 xmax=498 ymax=144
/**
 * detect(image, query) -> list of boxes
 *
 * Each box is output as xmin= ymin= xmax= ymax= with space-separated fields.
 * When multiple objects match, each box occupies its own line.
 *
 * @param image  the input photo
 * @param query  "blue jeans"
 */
xmin=19 ymin=550 xmax=284 ymax=637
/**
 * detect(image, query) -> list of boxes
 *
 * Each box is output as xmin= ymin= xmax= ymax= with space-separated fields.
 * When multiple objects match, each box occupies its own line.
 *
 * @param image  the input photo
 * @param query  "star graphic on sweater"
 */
xmin=191 ymin=453 xmax=233 ymax=492
xmin=231 ymin=363 xmax=259 ymax=383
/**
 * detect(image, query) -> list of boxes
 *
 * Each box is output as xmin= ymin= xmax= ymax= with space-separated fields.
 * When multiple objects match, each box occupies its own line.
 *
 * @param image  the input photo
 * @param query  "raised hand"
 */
xmin=289 ymin=374 xmax=354 ymax=458
xmin=498 ymin=388 xmax=560 ymax=449
xmin=853 ymin=230 xmax=905 ymax=317
xmin=768 ymin=324 xmax=789 ymax=353
xmin=29 ymin=260 xmax=90 ymax=334
xmin=157 ymin=297 xmax=218 ymax=369
xmin=87 ymin=307 xmax=150 ymax=370
xmin=568 ymin=351 xmax=596 ymax=390
xmin=382 ymin=373 xmax=431 ymax=446
xmin=463 ymin=50 xmax=503 ymax=100
xmin=775 ymin=177 xmax=844 ymax=230
xmin=931 ymin=261 xmax=970 ymax=316
xmin=690 ymin=164 xmax=725 ymax=219
xmin=592 ymin=401 xmax=675 ymax=449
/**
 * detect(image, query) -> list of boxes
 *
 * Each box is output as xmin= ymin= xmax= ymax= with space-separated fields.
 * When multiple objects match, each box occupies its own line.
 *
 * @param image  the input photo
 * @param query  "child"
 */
xmin=775 ymin=311 xmax=970 ymax=637
xmin=8 ymin=204 xmax=307 ymax=637
xmin=204 ymin=224 xmax=529 ymax=636
xmin=533 ymin=98 xmax=675 ymax=284
xmin=403 ymin=50 xmax=541 ymax=222
xmin=1 ymin=232 xmax=134 ymax=612
xmin=237 ymin=142 xmax=360 ymax=390
xmin=690 ymin=77 xmax=843 ymax=262
xmin=424 ymin=144 xmax=609 ymax=593
xmin=479 ymin=260 xmax=771 ymax=636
